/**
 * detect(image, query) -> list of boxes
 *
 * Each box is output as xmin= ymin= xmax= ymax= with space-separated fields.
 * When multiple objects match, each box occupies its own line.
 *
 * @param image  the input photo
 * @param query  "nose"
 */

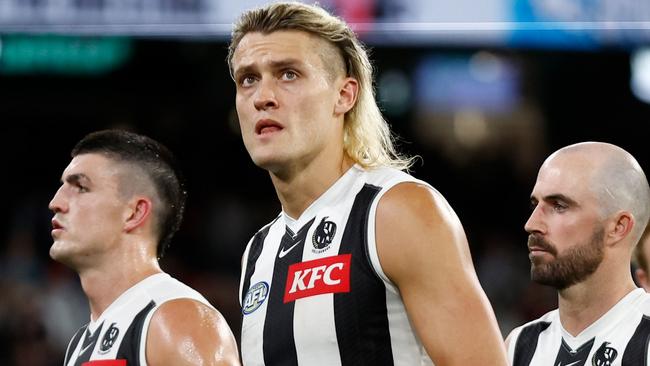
xmin=48 ymin=186 xmax=68 ymax=213
xmin=524 ymin=204 xmax=545 ymax=235
xmin=253 ymin=78 xmax=278 ymax=111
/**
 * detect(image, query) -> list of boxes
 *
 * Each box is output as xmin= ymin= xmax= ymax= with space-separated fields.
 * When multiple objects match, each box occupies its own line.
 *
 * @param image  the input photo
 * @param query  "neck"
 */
xmin=557 ymin=258 xmax=636 ymax=336
xmin=271 ymin=154 xmax=355 ymax=219
xmin=78 ymin=240 xmax=162 ymax=321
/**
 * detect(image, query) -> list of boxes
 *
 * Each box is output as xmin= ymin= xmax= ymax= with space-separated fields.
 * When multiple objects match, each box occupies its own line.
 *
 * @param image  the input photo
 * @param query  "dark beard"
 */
xmin=528 ymin=226 xmax=605 ymax=290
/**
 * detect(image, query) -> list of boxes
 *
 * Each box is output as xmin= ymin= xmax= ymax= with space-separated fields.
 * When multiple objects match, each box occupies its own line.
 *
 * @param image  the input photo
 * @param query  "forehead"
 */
xmin=232 ymin=30 xmax=327 ymax=70
xmin=533 ymin=153 xmax=598 ymax=200
xmin=63 ymin=153 xmax=120 ymax=182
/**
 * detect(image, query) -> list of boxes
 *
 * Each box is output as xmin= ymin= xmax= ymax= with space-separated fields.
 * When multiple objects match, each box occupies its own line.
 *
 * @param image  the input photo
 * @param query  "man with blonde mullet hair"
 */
xmin=229 ymin=2 xmax=507 ymax=365
xmin=227 ymin=2 xmax=406 ymax=171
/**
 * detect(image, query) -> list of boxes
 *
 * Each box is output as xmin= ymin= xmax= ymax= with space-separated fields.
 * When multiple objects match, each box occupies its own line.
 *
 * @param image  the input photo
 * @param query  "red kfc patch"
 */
xmin=82 ymin=360 xmax=126 ymax=366
xmin=284 ymin=254 xmax=351 ymax=303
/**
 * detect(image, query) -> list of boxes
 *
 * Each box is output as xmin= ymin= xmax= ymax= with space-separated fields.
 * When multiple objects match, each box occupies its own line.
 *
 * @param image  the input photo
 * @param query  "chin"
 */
xmin=250 ymin=153 xmax=288 ymax=172
xmin=49 ymin=244 xmax=66 ymax=262
xmin=49 ymin=241 xmax=75 ymax=265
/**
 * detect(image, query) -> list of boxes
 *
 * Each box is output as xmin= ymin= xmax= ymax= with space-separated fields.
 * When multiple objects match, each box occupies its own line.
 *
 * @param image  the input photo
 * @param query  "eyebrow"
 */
xmin=63 ymin=173 xmax=91 ymax=186
xmin=234 ymin=58 xmax=304 ymax=78
xmin=532 ymin=193 xmax=579 ymax=206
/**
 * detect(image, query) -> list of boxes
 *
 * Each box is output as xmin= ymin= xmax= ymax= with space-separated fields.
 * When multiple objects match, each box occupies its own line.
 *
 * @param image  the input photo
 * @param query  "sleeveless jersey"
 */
xmin=239 ymin=165 xmax=435 ymax=366
xmin=63 ymin=273 xmax=213 ymax=366
xmin=508 ymin=288 xmax=650 ymax=366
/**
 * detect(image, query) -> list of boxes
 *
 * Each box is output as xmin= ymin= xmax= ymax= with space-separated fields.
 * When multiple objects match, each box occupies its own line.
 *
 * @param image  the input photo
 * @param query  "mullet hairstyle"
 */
xmin=71 ymin=129 xmax=187 ymax=258
xmin=227 ymin=1 xmax=414 ymax=170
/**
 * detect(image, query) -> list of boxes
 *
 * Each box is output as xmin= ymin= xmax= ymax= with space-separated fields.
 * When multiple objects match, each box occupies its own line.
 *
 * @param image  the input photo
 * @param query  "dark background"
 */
xmin=1 ymin=37 xmax=649 ymax=365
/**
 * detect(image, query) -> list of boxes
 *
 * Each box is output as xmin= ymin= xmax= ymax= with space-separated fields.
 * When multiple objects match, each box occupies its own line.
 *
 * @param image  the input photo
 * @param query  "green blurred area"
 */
xmin=0 ymin=35 xmax=132 ymax=75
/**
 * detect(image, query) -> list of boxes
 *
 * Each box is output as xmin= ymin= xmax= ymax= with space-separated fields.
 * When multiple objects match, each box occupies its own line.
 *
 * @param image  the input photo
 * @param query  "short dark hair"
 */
xmin=71 ymin=129 xmax=186 ymax=258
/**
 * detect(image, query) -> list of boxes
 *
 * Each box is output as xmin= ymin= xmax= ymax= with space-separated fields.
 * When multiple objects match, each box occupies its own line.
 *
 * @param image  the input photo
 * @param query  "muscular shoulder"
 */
xmin=376 ymin=181 xmax=457 ymax=230
xmin=146 ymin=298 xmax=240 ymax=366
xmin=375 ymin=182 xmax=470 ymax=284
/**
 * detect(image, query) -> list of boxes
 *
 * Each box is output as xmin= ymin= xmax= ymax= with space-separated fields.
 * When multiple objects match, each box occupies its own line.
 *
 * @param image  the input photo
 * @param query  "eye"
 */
xmin=281 ymin=70 xmax=298 ymax=81
xmin=239 ymin=75 xmax=257 ymax=87
xmin=76 ymin=183 xmax=88 ymax=193
xmin=552 ymin=201 xmax=568 ymax=212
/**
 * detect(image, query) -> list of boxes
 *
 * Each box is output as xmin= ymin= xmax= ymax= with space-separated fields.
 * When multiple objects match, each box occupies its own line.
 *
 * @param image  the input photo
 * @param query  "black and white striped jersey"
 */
xmin=508 ymin=288 xmax=650 ymax=366
xmin=63 ymin=273 xmax=212 ymax=366
xmin=239 ymin=165 xmax=435 ymax=366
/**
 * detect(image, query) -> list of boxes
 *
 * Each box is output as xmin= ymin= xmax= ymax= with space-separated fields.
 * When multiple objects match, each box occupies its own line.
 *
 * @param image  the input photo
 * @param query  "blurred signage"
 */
xmin=0 ymin=35 xmax=132 ymax=75
xmin=0 ymin=0 xmax=648 ymax=47
xmin=510 ymin=0 xmax=650 ymax=48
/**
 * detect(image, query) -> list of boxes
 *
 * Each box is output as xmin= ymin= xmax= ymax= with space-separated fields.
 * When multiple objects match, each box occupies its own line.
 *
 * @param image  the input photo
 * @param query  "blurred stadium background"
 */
xmin=1 ymin=0 xmax=649 ymax=364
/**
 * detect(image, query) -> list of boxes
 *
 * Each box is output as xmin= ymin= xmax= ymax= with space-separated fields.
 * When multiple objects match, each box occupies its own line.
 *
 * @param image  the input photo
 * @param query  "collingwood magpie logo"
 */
xmin=592 ymin=342 xmax=617 ymax=366
xmin=99 ymin=322 xmax=119 ymax=354
xmin=312 ymin=216 xmax=336 ymax=253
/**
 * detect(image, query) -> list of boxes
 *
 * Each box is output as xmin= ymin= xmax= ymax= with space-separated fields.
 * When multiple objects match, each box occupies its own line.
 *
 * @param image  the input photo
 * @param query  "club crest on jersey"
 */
xmin=592 ymin=342 xmax=617 ymax=366
xmin=98 ymin=322 xmax=119 ymax=354
xmin=312 ymin=216 xmax=337 ymax=254
xmin=243 ymin=281 xmax=269 ymax=315
xmin=284 ymin=254 xmax=351 ymax=303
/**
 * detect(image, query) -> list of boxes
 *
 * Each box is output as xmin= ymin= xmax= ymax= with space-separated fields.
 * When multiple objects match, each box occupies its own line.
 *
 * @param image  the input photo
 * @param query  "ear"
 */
xmin=124 ymin=197 xmax=153 ymax=233
xmin=636 ymin=268 xmax=650 ymax=292
xmin=334 ymin=77 xmax=359 ymax=116
xmin=605 ymin=211 xmax=634 ymax=246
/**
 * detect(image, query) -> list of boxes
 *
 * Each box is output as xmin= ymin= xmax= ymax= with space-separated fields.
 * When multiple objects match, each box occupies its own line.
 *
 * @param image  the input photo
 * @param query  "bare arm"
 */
xmin=146 ymin=298 xmax=241 ymax=366
xmin=376 ymin=182 xmax=507 ymax=366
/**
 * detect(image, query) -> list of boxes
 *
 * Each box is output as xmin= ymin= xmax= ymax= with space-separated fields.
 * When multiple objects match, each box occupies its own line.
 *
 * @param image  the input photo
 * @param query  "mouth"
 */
xmin=527 ymin=246 xmax=555 ymax=264
xmin=528 ymin=246 xmax=549 ymax=254
xmin=527 ymin=234 xmax=556 ymax=256
xmin=51 ymin=219 xmax=64 ymax=235
xmin=255 ymin=119 xmax=283 ymax=135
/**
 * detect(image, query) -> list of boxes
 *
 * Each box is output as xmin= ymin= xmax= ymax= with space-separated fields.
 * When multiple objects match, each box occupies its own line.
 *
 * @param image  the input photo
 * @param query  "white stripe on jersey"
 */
xmin=365 ymin=168 xmax=435 ymax=366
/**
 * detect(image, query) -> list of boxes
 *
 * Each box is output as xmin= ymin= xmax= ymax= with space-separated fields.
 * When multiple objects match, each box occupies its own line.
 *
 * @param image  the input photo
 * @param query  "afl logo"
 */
xmin=99 ymin=322 xmax=119 ymax=353
xmin=243 ymin=281 xmax=269 ymax=315
xmin=312 ymin=217 xmax=337 ymax=251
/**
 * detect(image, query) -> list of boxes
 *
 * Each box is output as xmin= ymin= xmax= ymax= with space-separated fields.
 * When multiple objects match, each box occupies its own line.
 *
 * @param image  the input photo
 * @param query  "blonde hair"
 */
xmin=227 ymin=2 xmax=414 ymax=170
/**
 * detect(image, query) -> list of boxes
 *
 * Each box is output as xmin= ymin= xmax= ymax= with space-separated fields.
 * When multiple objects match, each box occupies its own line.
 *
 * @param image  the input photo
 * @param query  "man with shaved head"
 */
xmin=506 ymin=142 xmax=650 ymax=366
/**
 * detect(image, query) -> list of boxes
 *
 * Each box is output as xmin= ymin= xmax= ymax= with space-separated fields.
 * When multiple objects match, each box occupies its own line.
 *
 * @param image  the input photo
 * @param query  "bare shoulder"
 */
xmin=146 ymin=298 xmax=240 ymax=366
xmin=376 ymin=181 xmax=458 ymax=229
xmin=375 ymin=182 xmax=508 ymax=364
xmin=376 ymin=181 xmax=472 ymax=284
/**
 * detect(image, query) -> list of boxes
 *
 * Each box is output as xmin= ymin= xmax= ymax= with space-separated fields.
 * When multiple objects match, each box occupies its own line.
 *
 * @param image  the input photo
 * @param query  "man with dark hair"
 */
xmin=507 ymin=142 xmax=650 ymax=365
xmin=49 ymin=130 xmax=240 ymax=366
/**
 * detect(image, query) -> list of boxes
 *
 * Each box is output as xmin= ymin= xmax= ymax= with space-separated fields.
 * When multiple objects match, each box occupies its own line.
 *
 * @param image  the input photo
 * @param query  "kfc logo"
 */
xmin=284 ymin=254 xmax=351 ymax=303
xmin=82 ymin=361 xmax=126 ymax=366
